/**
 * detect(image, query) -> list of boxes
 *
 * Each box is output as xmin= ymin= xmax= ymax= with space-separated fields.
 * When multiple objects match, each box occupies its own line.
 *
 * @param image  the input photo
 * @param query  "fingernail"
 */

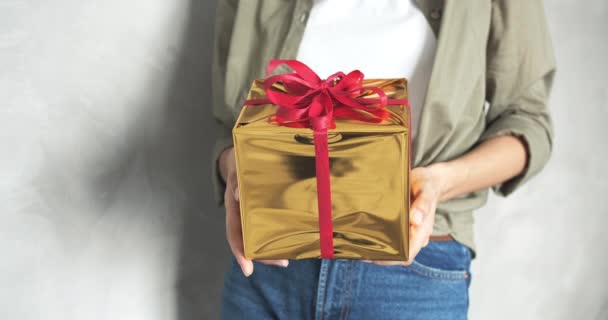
xmin=280 ymin=260 xmax=289 ymax=267
xmin=413 ymin=209 xmax=423 ymax=225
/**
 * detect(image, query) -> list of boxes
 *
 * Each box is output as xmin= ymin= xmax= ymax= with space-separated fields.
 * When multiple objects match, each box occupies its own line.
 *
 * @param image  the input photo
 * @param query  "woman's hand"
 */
xmin=363 ymin=135 xmax=528 ymax=267
xmin=364 ymin=165 xmax=444 ymax=266
xmin=219 ymin=147 xmax=289 ymax=277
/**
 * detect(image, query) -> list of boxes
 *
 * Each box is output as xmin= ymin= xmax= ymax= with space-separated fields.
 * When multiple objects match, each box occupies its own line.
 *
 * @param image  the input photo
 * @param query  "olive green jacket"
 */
xmin=210 ymin=0 xmax=556 ymax=253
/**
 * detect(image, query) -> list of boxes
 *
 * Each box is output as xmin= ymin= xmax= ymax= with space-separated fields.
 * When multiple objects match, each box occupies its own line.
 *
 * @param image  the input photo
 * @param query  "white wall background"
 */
xmin=0 ymin=0 xmax=606 ymax=319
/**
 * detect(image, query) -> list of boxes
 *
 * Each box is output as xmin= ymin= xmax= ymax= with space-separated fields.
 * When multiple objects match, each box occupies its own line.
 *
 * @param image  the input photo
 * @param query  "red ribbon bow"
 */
xmin=245 ymin=60 xmax=409 ymax=259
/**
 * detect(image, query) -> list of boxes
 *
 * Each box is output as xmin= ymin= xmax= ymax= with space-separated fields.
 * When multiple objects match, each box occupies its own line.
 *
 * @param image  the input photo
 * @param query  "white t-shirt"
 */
xmin=295 ymin=0 xmax=437 ymax=140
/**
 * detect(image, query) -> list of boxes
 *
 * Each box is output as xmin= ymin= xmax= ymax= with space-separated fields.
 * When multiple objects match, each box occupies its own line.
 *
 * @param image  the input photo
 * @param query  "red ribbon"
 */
xmin=245 ymin=60 xmax=409 ymax=259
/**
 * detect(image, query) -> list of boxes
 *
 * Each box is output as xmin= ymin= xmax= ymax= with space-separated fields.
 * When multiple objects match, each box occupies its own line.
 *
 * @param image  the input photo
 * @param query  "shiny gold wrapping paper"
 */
xmin=233 ymin=78 xmax=410 ymax=261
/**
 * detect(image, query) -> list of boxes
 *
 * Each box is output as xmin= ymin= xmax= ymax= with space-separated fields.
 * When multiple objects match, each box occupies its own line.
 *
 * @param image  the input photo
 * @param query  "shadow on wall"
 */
xmin=167 ymin=0 xmax=232 ymax=318
xmin=88 ymin=0 xmax=230 ymax=318
xmin=162 ymin=0 xmax=230 ymax=320
xmin=170 ymin=0 xmax=231 ymax=318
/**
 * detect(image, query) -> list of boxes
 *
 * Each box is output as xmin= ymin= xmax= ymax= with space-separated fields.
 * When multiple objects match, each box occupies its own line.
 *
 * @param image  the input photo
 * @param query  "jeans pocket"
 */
xmin=404 ymin=240 xmax=472 ymax=281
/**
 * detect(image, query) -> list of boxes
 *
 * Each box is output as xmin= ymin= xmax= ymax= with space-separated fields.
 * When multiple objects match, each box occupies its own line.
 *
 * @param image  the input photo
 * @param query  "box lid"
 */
xmin=234 ymin=78 xmax=409 ymax=134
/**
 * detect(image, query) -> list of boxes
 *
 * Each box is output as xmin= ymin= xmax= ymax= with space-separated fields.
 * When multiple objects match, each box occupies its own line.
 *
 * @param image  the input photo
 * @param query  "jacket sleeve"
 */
xmin=480 ymin=0 xmax=557 ymax=197
xmin=211 ymin=0 xmax=239 ymax=207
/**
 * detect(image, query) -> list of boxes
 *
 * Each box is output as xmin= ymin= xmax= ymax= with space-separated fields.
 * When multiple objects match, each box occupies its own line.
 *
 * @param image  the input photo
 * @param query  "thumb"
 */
xmin=410 ymin=193 xmax=432 ymax=226
xmin=237 ymin=255 xmax=253 ymax=277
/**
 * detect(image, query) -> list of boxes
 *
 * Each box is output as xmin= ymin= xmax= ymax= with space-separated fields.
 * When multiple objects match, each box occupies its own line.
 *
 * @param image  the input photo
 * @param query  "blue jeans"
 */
xmin=221 ymin=240 xmax=472 ymax=319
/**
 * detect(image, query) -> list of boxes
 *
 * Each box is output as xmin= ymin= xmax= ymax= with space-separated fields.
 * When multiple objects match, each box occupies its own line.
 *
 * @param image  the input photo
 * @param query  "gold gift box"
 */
xmin=233 ymin=78 xmax=410 ymax=261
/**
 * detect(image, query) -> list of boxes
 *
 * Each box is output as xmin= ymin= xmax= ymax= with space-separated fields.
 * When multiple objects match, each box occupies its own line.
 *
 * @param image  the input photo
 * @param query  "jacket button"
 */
xmin=299 ymin=12 xmax=308 ymax=23
xmin=430 ymin=8 xmax=442 ymax=20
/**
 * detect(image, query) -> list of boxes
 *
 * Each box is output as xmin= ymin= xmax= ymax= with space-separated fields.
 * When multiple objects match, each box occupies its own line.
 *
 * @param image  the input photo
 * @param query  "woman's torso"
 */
xmin=216 ymin=0 xmax=555 ymax=253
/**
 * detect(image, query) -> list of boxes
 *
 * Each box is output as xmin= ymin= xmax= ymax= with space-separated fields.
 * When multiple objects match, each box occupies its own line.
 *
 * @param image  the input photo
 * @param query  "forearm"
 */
xmin=429 ymin=135 xmax=528 ymax=202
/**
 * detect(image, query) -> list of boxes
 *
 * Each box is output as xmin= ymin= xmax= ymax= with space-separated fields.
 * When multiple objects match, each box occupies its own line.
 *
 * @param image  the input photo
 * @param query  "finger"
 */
xmin=405 ymin=231 xmax=423 ymax=265
xmin=406 ymin=214 xmax=435 ymax=265
xmin=233 ymin=185 xmax=239 ymax=202
xmin=405 ymin=221 xmax=429 ymax=265
xmin=257 ymin=259 xmax=289 ymax=267
xmin=235 ymin=252 xmax=254 ymax=277
xmin=225 ymin=185 xmax=253 ymax=277
xmin=410 ymin=207 xmax=425 ymax=226
xmin=226 ymin=173 xmax=239 ymax=201
xmin=410 ymin=192 xmax=433 ymax=226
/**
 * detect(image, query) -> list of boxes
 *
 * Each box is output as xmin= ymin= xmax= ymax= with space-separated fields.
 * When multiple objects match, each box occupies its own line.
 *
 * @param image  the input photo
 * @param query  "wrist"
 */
xmin=427 ymin=160 xmax=469 ymax=202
